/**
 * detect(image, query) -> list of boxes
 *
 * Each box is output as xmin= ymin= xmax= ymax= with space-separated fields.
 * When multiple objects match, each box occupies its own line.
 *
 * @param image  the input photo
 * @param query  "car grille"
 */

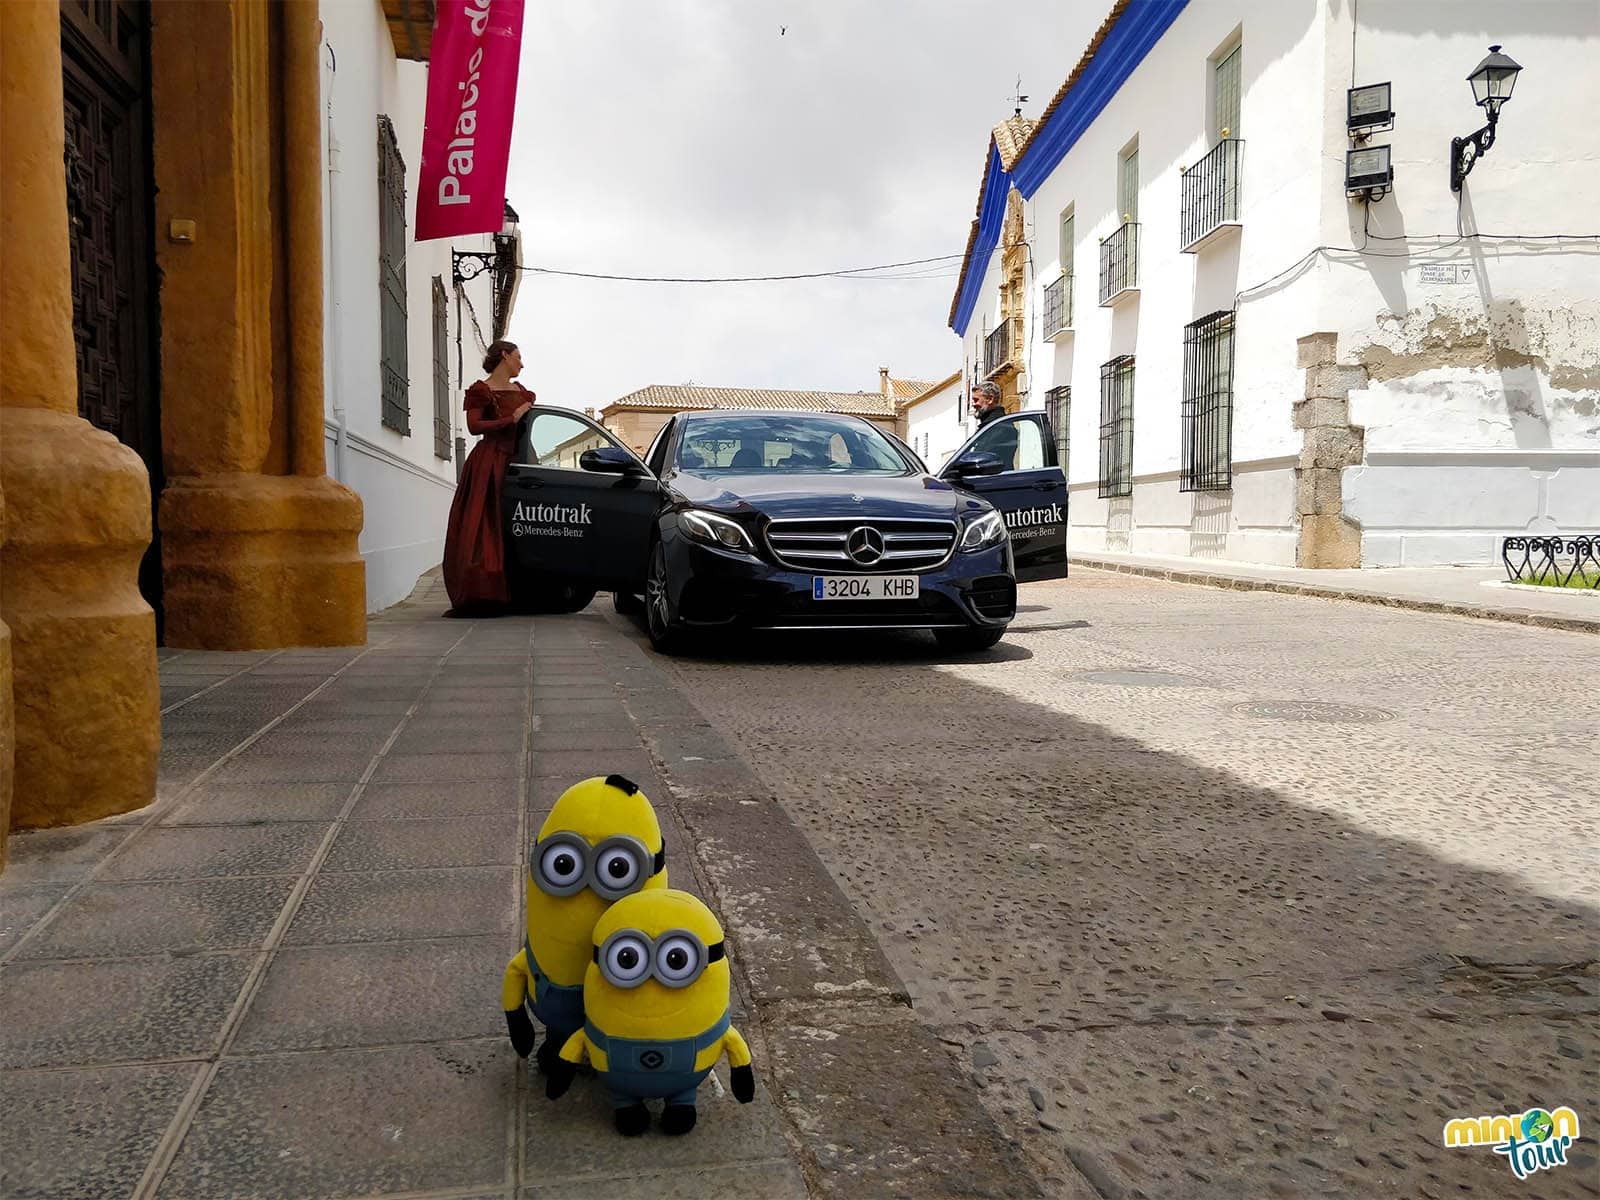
xmin=764 ymin=517 xmax=958 ymax=573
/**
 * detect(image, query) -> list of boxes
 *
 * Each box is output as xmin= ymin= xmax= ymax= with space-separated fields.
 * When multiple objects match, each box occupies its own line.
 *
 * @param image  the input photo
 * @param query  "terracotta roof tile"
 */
xmin=991 ymin=115 xmax=1036 ymax=171
xmin=602 ymin=385 xmax=900 ymax=419
xmin=888 ymin=377 xmax=939 ymax=401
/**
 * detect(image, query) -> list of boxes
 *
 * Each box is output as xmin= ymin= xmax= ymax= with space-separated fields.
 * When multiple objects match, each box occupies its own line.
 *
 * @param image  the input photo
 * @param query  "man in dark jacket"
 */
xmin=973 ymin=381 xmax=1005 ymax=426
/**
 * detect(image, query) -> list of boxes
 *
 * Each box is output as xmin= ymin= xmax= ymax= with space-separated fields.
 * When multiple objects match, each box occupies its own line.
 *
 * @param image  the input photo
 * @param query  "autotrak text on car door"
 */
xmin=510 ymin=500 xmax=593 ymax=539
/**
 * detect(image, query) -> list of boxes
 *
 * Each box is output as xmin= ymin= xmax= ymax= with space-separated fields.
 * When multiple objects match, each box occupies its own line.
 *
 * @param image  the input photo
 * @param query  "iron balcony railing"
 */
xmin=1180 ymin=138 xmax=1243 ymax=252
xmin=1098 ymin=221 xmax=1139 ymax=306
xmin=1043 ymin=274 xmax=1073 ymax=339
xmin=984 ymin=316 xmax=1019 ymax=378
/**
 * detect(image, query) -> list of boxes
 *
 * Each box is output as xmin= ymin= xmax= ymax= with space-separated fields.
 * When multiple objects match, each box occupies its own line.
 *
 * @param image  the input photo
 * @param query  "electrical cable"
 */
xmin=1236 ymin=230 xmax=1599 ymax=305
xmin=456 ymin=283 xmax=490 ymax=355
xmin=513 ymin=252 xmax=965 ymax=284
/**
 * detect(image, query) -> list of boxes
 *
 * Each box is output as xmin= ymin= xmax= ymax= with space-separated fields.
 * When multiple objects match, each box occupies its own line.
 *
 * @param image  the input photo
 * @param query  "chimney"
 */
xmin=879 ymin=366 xmax=890 ymax=396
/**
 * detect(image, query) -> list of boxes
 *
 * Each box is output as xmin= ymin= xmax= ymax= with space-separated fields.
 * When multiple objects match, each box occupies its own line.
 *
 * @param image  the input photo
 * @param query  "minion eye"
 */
xmin=604 ymin=934 xmax=651 ymax=987
xmin=594 ymin=846 xmax=641 ymax=894
xmin=539 ymin=842 xmax=585 ymax=889
xmin=655 ymin=935 xmax=701 ymax=986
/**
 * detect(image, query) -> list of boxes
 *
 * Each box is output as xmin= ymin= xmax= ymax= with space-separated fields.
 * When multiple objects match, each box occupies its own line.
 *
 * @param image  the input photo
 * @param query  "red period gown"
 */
xmin=443 ymin=380 xmax=531 ymax=609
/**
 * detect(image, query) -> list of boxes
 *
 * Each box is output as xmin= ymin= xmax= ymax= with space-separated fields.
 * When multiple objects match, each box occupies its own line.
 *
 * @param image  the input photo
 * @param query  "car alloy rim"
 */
xmin=647 ymin=547 xmax=669 ymax=636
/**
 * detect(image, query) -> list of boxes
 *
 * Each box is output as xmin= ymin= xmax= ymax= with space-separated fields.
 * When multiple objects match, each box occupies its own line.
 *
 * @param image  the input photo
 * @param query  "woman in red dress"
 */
xmin=443 ymin=340 xmax=533 ymax=613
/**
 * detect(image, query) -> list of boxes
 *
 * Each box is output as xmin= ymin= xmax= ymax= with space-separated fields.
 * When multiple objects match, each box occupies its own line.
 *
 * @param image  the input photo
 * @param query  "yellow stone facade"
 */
xmin=996 ymin=189 xmax=1029 ymax=414
xmin=0 ymin=0 xmax=365 ymax=854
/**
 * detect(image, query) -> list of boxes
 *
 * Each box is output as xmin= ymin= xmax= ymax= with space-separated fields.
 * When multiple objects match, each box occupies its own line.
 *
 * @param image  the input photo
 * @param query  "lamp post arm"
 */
xmin=1450 ymin=113 xmax=1500 ymax=192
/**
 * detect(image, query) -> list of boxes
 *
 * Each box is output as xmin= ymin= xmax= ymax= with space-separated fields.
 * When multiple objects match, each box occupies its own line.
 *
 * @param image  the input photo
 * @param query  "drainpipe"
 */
xmin=323 ymin=38 xmax=348 ymax=483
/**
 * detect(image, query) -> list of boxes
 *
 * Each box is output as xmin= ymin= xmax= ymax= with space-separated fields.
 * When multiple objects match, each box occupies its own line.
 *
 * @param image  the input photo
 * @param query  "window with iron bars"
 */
xmin=1181 ymin=311 xmax=1237 ymax=491
xmin=1098 ymin=358 xmax=1134 ymax=498
xmin=431 ymin=278 xmax=450 ymax=459
xmin=1045 ymin=386 xmax=1070 ymax=481
xmin=378 ymin=115 xmax=409 ymax=435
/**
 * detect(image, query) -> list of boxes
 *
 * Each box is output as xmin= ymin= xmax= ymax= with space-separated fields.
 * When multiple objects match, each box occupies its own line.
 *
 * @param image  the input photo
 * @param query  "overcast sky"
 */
xmin=501 ymin=1 xmax=1103 ymax=412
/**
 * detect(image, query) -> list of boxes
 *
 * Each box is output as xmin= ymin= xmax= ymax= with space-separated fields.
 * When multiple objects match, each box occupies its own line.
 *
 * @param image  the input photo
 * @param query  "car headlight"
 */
xmin=959 ymin=509 xmax=1007 ymax=552
xmin=679 ymin=509 xmax=757 ymax=554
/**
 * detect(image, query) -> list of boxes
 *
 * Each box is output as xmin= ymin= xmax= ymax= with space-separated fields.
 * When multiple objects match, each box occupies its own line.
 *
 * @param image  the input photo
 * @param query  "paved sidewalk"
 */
xmin=1071 ymin=550 xmax=1600 ymax=632
xmin=0 ymin=572 xmax=1033 ymax=1200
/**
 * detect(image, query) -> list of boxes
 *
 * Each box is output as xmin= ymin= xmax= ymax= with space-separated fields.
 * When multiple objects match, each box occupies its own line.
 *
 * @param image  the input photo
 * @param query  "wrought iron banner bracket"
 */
xmin=1450 ymin=119 xmax=1497 ymax=192
xmin=451 ymin=250 xmax=497 ymax=285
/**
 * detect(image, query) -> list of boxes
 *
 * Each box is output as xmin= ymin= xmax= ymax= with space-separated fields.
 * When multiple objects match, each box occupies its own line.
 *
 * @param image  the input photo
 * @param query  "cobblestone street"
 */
xmin=2 ymin=568 xmax=1596 ymax=1199
xmin=617 ymin=569 xmax=1600 ymax=1199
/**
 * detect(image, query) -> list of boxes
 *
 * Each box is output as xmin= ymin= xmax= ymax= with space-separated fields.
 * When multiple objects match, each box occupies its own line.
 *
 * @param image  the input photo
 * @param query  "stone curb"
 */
xmin=1071 ymin=555 xmax=1600 ymax=634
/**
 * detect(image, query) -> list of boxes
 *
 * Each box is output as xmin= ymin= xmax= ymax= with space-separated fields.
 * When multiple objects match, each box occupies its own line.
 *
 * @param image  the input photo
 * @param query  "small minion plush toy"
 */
xmin=545 ymin=888 xmax=755 ymax=1136
xmin=503 ymin=774 xmax=667 ymax=1074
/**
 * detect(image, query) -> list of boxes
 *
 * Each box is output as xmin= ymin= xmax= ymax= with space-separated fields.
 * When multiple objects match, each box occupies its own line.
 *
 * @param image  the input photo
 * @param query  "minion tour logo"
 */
xmin=511 ymin=500 xmax=593 ymax=539
xmin=1442 ymin=1105 xmax=1580 ymax=1180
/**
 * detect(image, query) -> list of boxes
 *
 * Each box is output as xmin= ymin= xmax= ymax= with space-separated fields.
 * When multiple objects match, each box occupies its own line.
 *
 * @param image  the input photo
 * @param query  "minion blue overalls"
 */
xmin=584 ymin=1012 xmax=731 ymax=1109
xmin=523 ymin=937 xmax=586 ymax=1043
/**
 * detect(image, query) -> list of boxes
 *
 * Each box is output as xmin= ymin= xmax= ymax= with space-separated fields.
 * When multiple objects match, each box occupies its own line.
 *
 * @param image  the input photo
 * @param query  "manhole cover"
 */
xmin=1232 ymin=700 xmax=1395 ymax=724
xmin=1071 ymin=669 xmax=1209 ymax=687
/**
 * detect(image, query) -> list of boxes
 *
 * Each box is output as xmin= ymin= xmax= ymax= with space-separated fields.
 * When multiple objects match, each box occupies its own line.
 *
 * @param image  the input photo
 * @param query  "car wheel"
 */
xmin=612 ymin=589 xmax=643 ymax=616
xmin=934 ymin=625 xmax=1006 ymax=653
xmin=645 ymin=541 xmax=686 ymax=654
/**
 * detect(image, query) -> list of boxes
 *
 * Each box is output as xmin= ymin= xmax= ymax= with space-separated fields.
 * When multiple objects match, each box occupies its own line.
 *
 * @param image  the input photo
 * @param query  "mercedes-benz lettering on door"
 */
xmin=501 ymin=407 xmax=1065 ymax=653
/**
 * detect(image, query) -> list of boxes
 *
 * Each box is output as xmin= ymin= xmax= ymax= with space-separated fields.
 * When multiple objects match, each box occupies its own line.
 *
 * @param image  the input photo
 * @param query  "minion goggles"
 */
xmin=594 ymin=928 xmax=727 ymax=989
xmin=530 ymin=832 xmax=665 ymax=900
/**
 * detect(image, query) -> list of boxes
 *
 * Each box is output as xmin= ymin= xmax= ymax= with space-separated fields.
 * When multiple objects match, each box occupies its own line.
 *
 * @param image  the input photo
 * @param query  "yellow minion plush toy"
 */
xmin=545 ymin=888 xmax=755 ymax=1136
xmin=502 ymin=774 xmax=667 ymax=1074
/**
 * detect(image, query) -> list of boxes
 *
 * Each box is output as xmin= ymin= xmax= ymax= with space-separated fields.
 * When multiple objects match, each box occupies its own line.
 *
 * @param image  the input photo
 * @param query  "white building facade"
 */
xmin=317 ymin=1 xmax=518 ymax=611
xmin=901 ymin=372 xmax=966 ymax=469
xmin=951 ymin=0 xmax=1600 ymax=569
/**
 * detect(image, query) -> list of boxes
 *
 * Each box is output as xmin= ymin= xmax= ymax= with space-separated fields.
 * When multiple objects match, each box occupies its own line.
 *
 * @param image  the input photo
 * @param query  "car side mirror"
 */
xmin=943 ymin=451 xmax=1005 ymax=479
xmin=579 ymin=446 xmax=643 ymax=475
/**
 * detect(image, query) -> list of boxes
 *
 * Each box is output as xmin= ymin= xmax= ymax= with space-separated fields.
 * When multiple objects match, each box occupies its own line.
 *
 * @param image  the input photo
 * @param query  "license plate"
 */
xmin=812 ymin=575 xmax=919 ymax=600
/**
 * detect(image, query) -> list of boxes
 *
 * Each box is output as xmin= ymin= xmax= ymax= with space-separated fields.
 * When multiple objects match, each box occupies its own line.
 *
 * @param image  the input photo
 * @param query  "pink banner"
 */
xmin=415 ymin=0 xmax=524 ymax=241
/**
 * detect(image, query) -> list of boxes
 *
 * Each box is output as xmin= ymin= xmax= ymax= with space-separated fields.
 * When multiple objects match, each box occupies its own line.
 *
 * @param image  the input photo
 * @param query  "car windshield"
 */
xmin=677 ymin=413 xmax=910 ymax=474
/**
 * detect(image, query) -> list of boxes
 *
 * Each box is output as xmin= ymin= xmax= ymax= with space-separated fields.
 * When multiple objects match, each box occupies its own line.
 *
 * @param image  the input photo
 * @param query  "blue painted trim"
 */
xmin=1013 ymin=0 xmax=1188 ymax=198
xmin=950 ymin=0 xmax=1189 ymax=333
xmin=950 ymin=145 xmax=1009 ymax=337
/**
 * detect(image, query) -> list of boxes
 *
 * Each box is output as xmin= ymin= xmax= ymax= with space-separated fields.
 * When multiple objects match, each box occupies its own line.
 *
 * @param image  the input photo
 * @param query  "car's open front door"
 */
xmin=940 ymin=412 xmax=1068 ymax=582
xmin=501 ymin=409 xmax=659 ymax=592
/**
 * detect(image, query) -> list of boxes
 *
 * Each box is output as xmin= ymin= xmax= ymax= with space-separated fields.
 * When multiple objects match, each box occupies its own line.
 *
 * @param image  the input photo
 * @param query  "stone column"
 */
xmin=1294 ymin=332 xmax=1368 ymax=568
xmin=152 ymin=0 xmax=365 ymax=648
xmin=0 ymin=485 xmax=12 ymax=868
xmin=0 ymin=0 xmax=159 ymax=829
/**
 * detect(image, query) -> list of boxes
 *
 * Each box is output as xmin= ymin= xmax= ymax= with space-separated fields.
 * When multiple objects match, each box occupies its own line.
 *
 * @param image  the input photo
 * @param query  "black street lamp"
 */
xmin=1450 ymin=45 xmax=1522 ymax=191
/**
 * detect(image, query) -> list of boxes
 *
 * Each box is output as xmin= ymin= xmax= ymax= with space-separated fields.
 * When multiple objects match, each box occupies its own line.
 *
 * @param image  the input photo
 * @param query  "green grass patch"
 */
xmin=1516 ymin=568 xmax=1600 ymax=590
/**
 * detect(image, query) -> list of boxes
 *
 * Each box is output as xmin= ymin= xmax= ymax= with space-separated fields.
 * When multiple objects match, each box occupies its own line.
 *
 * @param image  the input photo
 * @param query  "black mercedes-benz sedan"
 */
xmin=501 ymin=407 xmax=1067 ymax=653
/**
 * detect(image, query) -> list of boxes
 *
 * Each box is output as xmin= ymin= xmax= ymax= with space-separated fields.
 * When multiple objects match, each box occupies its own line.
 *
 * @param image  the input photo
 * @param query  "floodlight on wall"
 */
xmin=1450 ymin=45 xmax=1522 ymax=191
xmin=1345 ymin=145 xmax=1393 ymax=200
xmin=1347 ymin=82 xmax=1393 ymax=133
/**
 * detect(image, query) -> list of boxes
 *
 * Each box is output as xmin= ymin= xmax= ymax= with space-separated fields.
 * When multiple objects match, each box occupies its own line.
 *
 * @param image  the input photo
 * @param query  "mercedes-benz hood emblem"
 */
xmin=846 ymin=525 xmax=886 ymax=565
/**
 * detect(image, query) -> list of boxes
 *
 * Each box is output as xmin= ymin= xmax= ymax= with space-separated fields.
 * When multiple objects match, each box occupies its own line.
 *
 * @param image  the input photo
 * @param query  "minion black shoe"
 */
xmin=614 ymin=1103 xmax=650 ymax=1137
xmin=660 ymin=1104 xmax=698 ymax=1136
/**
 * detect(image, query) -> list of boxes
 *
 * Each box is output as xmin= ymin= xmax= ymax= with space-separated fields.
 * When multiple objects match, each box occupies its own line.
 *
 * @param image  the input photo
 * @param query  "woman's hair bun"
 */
xmin=483 ymin=340 xmax=517 ymax=373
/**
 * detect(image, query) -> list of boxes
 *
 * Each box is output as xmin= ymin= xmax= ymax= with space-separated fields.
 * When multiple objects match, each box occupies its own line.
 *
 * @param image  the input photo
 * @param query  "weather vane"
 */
xmin=1010 ymin=76 xmax=1029 ymax=117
